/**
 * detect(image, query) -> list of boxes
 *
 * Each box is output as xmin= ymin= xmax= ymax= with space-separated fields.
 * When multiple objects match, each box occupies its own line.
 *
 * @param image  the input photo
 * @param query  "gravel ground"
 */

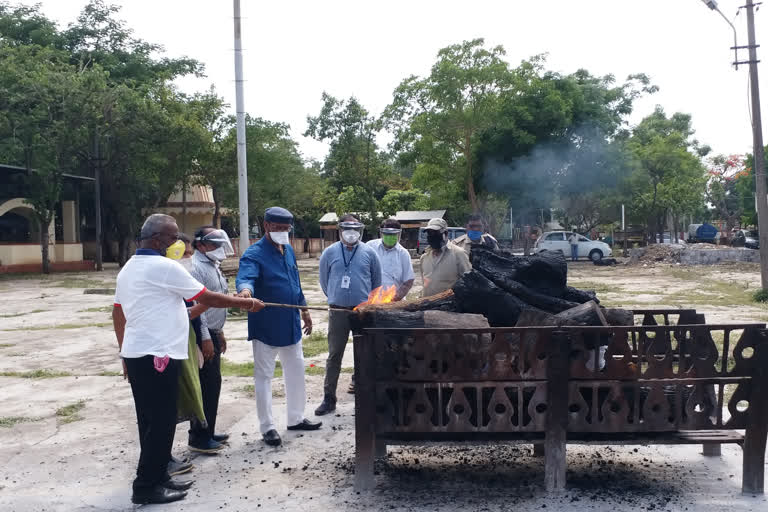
xmin=0 ymin=258 xmax=766 ymax=511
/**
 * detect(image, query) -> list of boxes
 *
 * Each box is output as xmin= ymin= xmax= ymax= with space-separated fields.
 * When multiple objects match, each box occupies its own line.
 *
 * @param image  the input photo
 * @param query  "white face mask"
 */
xmin=206 ymin=246 xmax=227 ymax=262
xmin=178 ymin=258 xmax=194 ymax=272
xmin=270 ymin=231 xmax=290 ymax=245
xmin=341 ymin=230 xmax=361 ymax=245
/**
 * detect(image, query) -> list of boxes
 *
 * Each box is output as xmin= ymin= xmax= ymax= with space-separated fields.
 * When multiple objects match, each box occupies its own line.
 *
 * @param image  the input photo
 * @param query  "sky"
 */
xmin=15 ymin=0 xmax=768 ymax=164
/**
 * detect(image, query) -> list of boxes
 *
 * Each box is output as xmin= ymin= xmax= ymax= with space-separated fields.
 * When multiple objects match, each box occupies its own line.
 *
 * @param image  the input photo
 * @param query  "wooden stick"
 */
xmin=262 ymin=302 xmax=351 ymax=312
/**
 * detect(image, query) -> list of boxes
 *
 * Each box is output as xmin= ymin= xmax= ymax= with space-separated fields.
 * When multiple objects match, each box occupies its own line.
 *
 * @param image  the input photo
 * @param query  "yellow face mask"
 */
xmin=165 ymin=240 xmax=186 ymax=260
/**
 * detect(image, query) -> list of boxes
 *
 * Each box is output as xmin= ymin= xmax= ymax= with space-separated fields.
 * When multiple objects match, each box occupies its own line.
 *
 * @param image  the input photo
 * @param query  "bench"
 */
xmin=353 ymin=319 xmax=768 ymax=493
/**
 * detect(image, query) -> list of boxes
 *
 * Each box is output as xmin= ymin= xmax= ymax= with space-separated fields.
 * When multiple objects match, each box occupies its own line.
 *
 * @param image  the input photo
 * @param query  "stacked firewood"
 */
xmin=354 ymin=246 xmax=632 ymax=330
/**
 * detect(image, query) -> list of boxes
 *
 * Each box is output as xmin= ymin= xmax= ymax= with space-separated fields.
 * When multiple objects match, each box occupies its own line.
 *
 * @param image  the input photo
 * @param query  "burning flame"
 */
xmin=354 ymin=285 xmax=397 ymax=310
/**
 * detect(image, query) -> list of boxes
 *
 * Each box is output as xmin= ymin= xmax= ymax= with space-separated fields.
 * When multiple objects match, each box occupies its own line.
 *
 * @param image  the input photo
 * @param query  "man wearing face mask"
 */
xmin=316 ymin=214 xmax=382 ymax=414
xmin=235 ymin=207 xmax=321 ymax=447
xmin=112 ymin=214 xmax=264 ymax=505
xmin=420 ymin=218 xmax=471 ymax=297
xmin=186 ymin=226 xmax=235 ymax=453
xmin=366 ymin=218 xmax=414 ymax=301
xmin=452 ymin=214 xmax=499 ymax=255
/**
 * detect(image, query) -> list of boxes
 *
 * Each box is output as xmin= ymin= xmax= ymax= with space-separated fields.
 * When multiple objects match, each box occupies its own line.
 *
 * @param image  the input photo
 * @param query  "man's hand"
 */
xmin=202 ymin=339 xmax=215 ymax=362
xmin=246 ymin=298 xmax=265 ymax=312
xmin=122 ymin=359 xmax=128 ymax=381
xmin=219 ymin=333 xmax=227 ymax=354
xmin=301 ymin=310 xmax=313 ymax=336
xmin=236 ymin=289 xmax=252 ymax=298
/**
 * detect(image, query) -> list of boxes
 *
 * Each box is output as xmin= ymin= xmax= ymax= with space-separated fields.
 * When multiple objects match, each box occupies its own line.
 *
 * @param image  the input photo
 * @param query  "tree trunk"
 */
xmin=465 ymin=136 xmax=479 ymax=212
xmin=523 ymin=225 xmax=531 ymax=256
xmin=118 ymin=235 xmax=131 ymax=267
xmin=40 ymin=221 xmax=51 ymax=275
xmin=212 ymin=185 xmax=221 ymax=228
xmin=181 ymin=173 xmax=187 ymax=234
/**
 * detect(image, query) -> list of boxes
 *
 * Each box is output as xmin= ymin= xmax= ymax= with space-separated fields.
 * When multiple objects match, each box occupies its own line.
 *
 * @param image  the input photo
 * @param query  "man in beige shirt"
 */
xmin=420 ymin=218 xmax=472 ymax=297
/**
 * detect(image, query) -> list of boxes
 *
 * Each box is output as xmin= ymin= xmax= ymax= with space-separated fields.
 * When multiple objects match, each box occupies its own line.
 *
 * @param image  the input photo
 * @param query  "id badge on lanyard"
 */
xmin=340 ymin=245 xmax=358 ymax=290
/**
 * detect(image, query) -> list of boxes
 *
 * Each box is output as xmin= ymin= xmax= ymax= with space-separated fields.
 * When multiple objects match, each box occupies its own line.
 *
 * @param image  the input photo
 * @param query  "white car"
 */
xmin=534 ymin=231 xmax=612 ymax=262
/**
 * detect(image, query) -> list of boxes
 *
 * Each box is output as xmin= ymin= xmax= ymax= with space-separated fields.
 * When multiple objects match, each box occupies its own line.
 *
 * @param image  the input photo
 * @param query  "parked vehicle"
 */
xmin=533 ymin=231 xmax=612 ymax=262
xmin=687 ymin=223 xmax=719 ymax=244
xmin=416 ymin=227 xmax=467 ymax=254
xmin=613 ymin=226 xmax=646 ymax=245
xmin=732 ymin=229 xmax=759 ymax=249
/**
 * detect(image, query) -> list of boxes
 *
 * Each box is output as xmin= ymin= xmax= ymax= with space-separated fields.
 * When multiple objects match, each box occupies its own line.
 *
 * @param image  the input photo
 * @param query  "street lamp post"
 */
xmin=233 ymin=0 xmax=249 ymax=257
xmin=702 ymin=0 xmax=768 ymax=290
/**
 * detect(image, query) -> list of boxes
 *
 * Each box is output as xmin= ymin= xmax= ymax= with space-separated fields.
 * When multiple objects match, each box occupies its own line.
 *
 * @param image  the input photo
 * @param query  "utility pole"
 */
xmin=93 ymin=131 xmax=103 ymax=271
xmin=233 ymin=0 xmax=250 ymax=256
xmin=702 ymin=0 xmax=768 ymax=288
xmin=622 ymin=204 xmax=628 ymax=257
xmin=744 ymin=0 xmax=768 ymax=290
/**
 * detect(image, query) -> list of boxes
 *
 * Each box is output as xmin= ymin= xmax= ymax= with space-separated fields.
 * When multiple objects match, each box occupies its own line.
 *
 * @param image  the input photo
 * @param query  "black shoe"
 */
xmin=168 ymin=459 xmax=194 ymax=477
xmin=162 ymin=478 xmax=195 ymax=491
xmin=170 ymin=454 xmax=189 ymax=464
xmin=131 ymin=486 xmax=187 ymax=505
xmin=188 ymin=438 xmax=225 ymax=454
xmin=287 ymin=419 xmax=322 ymax=431
xmin=314 ymin=396 xmax=336 ymax=416
xmin=212 ymin=433 xmax=230 ymax=443
xmin=263 ymin=429 xmax=282 ymax=446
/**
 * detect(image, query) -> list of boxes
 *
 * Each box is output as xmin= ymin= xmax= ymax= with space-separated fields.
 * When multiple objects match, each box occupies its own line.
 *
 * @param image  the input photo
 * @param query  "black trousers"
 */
xmin=125 ymin=355 xmax=180 ymax=493
xmin=189 ymin=330 xmax=223 ymax=442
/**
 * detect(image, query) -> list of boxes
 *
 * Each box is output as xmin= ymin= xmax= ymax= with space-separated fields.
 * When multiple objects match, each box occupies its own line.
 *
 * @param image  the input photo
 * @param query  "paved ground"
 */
xmin=0 ymin=258 xmax=766 ymax=511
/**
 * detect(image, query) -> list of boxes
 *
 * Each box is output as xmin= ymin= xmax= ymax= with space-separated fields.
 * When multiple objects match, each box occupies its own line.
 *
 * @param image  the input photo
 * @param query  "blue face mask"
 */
xmin=467 ymin=230 xmax=483 ymax=242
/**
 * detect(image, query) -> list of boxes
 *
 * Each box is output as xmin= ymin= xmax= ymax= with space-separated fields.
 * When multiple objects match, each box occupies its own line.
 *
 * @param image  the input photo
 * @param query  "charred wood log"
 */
xmin=356 ymin=289 xmax=457 ymax=314
xmin=351 ymin=310 xmax=424 ymax=331
xmin=470 ymin=246 xmax=568 ymax=297
xmin=351 ymin=309 xmax=489 ymax=330
xmin=452 ymin=270 xmax=542 ymax=326
xmin=562 ymin=286 xmax=600 ymax=305
xmin=515 ymin=309 xmax=570 ymax=327
xmin=603 ymin=308 xmax=634 ymax=326
xmin=423 ymin=310 xmax=490 ymax=328
xmin=554 ymin=301 xmax=608 ymax=327
xmin=478 ymin=267 xmax=579 ymax=313
xmin=515 ymin=301 xmax=608 ymax=328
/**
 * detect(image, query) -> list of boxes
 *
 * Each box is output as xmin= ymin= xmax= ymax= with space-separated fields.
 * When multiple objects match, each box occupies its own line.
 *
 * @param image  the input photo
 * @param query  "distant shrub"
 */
xmin=753 ymin=289 xmax=768 ymax=303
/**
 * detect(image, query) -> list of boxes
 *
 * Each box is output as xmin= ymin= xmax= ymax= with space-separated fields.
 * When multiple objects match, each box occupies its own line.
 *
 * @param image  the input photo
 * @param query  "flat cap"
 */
xmin=425 ymin=218 xmax=447 ymax=231
xmin=264 ymin=206 xmax=294 ymax=224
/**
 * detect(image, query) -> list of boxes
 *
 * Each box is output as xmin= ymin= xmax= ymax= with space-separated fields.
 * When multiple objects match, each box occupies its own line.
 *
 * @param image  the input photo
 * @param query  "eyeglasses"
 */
xmin=152 ymin=232 xmax=181 ymax=241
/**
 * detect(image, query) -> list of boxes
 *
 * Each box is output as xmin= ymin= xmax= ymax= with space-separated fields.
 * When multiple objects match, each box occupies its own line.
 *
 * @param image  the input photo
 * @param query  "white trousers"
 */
xmin=251 ymin=339 xmax=307 ymax=434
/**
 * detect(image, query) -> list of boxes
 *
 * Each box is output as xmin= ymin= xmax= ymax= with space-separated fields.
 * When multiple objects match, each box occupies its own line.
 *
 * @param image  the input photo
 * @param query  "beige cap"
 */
xmin=425 ymin=218 xmax=447 ymax=231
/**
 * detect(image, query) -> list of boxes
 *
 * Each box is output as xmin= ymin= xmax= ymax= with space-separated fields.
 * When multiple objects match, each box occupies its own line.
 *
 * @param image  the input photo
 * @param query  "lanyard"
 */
xmin=340 ymin=244 xmax=358 ymax=270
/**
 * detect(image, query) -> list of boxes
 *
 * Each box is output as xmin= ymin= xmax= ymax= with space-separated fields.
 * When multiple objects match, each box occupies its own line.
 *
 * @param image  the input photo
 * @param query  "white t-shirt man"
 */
xmin=366 ymin=238 xmax=415 ymax=289
xmin=114 ymin=251 xmax=206 ymax=360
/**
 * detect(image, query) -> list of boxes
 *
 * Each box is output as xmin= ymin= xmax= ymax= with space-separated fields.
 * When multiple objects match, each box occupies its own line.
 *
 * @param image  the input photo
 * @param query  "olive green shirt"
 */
xmin=419 ymin=242 xmax=472 ymax=297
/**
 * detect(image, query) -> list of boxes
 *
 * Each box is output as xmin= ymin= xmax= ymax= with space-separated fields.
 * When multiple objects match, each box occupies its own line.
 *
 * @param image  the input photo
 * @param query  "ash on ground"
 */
xmin=300 ymin=444 xmax=698 ymax=512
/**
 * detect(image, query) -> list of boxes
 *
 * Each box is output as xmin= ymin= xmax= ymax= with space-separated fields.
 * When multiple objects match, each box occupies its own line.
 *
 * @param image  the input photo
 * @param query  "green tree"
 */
xmin=220 ymin=116 xmax=324 ymax=237
xmin=378 ymin=188 xmax=430 ymax=217
xmin=306 ymin=93 xmax=393 ymax=231
xmin=478 ymin=64 xmax=655 ymax=229
xmin=627 ymin=107 xmax=708 ymax=242
xmin=0 ymin=44 xmax=106 ymax=272
xmin=385 ymin=38 xmax=511 ymax=213
xmin=706 ymin=154 xmax=750 ymax=236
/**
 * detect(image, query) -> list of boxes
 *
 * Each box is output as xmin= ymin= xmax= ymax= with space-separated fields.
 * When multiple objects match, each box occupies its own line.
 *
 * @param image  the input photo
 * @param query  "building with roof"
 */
xmin=0 ymin=164 xmax=94 ymax=272
xmin=153 ymin=182 xmax=218 ymax=236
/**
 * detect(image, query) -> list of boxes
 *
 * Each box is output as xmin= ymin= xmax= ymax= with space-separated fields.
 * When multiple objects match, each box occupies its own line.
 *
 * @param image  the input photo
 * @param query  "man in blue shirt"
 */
xmin=235 ymin=207 xmax=321 ymax=447
xmin=315 ymin=214 xmax=382 ymax=415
